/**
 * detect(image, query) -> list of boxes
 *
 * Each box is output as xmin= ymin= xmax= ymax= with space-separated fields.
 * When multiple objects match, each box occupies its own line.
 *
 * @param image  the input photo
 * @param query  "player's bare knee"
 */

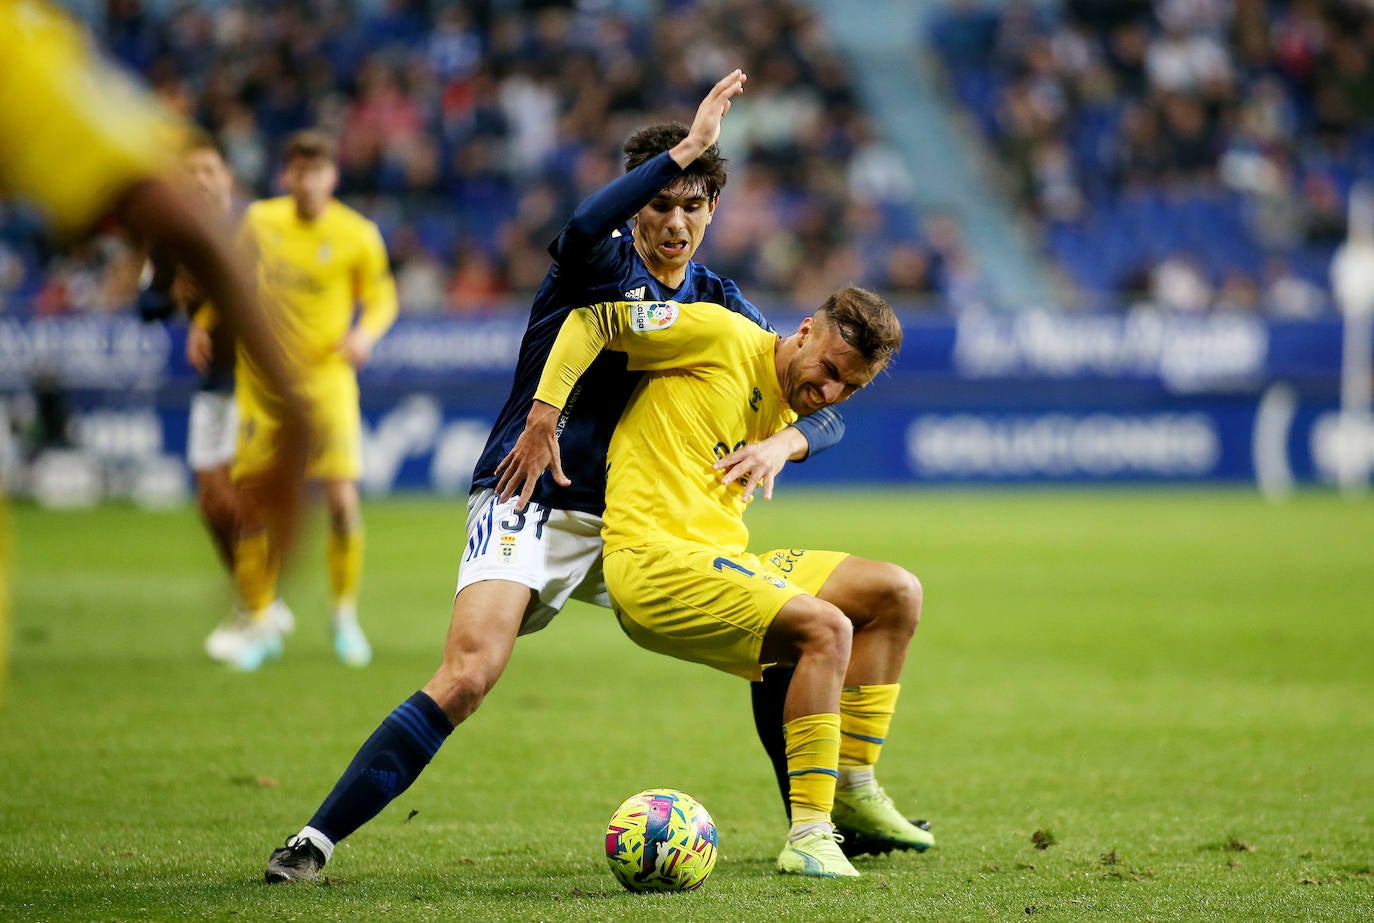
xmin=323 ymin=482 xmax=360 ymax=534
xmin=893 ymin=566 xmax=924 ymax=632
xmin=874 ymin=563 xmax=922 ymax=637
xmin=425 ymin=664 xmax=496 ymax=724
xmin=798 ymin=602 xmax=852 ymax=667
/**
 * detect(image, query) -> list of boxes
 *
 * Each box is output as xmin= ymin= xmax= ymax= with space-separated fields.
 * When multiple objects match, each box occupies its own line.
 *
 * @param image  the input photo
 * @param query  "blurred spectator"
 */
xmin=390 ymin=228 xmax=447 ymax=315
xmin=32 ymin=237 xmax=141 ymax=317
xmin=1144 ymin=17 xmax=1231 ymax=95
xmin=847 ymin=116 xmax=916 ymax=205
xmin=0 ymin=242 xmax=24 ymax=313
xmin=218 ymin=103 xmax=270 ymax=192
xmin=1214 ymin=268 xmax=1261 ymax=313
xmin=339 ymin=56 xmax=426 ymax=190
xmin=1150 ymin=252 xmax=1212 ymax=312
xmin=1263 ymin=256 xmax=1327 ymax=317
xmin=447 ymin=240 xmax=508 ymax=314
xmin=1108 ymin=102 xmax=1166 ymax=188
xmin=924 ymin=212 xmax=992 ymax=312
xmin=1301 ymin=172 xmax=1350 ymax=245
xmin=881 ymin=242 xmax=939 ymax=305
xmin=427 ymin=6 xmax=483 ymax=84
xmin=1157 ymin=93 xmax=1219 ymax=179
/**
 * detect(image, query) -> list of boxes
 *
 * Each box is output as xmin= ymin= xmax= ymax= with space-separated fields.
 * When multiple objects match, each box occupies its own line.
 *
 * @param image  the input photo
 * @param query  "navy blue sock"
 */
xmin=751 ymin=665 xmax=795 ymax=821
xmin=307 ymin=691 xmax=453 ymax=845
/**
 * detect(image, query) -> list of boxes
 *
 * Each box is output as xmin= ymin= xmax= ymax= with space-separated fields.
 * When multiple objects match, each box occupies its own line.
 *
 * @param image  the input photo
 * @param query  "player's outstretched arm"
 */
xmin=497 ymin=302 xmax=629 ymax=509
xmin=669 ymin=69 xmax=747 ymax=170
xmin=556 ymin=69 xmax=746 ymax=263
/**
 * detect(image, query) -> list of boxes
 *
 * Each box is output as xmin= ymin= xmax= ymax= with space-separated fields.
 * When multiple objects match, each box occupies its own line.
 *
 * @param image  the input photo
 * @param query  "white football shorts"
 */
xmin=187 ymin=391 xmax=238 ymax=471
xmin=455 ymin=488 xmax=611 ymax=635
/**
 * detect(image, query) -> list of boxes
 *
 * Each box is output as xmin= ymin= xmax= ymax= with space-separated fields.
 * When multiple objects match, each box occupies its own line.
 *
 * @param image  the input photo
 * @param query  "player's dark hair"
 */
xmin=282 ymin=129 xmax=336 ymax=165
xmin=816 ymin=286 xmax=903 ymax=369
xmin=623 ymin=122 xmax=727 ymax=200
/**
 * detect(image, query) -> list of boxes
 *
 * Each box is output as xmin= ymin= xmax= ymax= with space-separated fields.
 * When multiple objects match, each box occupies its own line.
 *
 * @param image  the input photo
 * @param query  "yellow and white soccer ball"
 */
xmin=604 ymin=788 xmax=718 ymax=892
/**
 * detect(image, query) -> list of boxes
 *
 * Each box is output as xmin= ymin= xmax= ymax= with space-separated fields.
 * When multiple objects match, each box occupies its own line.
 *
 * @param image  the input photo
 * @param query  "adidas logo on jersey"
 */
xmin=623 ymin=286 xmax=646 ymax=300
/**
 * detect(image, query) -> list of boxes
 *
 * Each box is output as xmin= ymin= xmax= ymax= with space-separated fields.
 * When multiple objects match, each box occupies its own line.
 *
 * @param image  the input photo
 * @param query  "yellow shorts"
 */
xmin=603 ymin=543 xmax=848 ymax=680
xmin=232 ymin=370 xmax=361 ymax=483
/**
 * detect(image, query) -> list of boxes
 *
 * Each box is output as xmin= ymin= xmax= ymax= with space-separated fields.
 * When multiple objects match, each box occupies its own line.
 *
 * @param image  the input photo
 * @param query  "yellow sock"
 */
xmin=840 ymin=683 xmax=900 ymax=768
xmin=234 ymin=530 xmax=277 ymax=614
xmin=783 ymin=713 xmax=841 ymax=827
xmin=327 ymin=525 xmax=364 ymax=609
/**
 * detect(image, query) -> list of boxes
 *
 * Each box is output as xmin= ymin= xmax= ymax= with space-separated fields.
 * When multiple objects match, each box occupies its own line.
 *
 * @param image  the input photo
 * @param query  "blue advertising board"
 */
xmin=0 ymin=310 xmax=1360 ymax=499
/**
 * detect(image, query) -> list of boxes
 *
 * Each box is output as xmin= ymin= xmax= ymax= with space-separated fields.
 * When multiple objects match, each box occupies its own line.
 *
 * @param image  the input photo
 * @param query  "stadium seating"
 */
xmin=926 ymin=0 xmax=1373 ymax=314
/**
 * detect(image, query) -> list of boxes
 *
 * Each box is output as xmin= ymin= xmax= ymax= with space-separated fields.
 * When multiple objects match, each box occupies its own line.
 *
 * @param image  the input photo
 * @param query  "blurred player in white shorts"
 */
xmin=186 ymin=389 xmax=235 ymax=498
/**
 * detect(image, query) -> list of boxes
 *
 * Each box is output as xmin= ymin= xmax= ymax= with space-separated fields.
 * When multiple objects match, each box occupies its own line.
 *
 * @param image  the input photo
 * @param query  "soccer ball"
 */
xmin=604 ymin=788 xmax=718 ymax=892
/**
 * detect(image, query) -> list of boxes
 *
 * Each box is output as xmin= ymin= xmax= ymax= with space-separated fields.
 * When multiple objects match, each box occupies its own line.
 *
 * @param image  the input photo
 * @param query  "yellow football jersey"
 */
xmin=236 ymin=196 xmax=397 ymax=392
xmin=535 ymin=299 xmax=796 ymax=555
xmin=0 ymin=0 xmax=179 ymax=235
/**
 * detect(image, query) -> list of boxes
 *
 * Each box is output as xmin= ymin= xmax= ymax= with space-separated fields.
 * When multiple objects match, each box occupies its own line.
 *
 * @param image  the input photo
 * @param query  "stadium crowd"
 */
xmin=0 ymin=0 xmax=955 ymax=317
xmin=929 ymin=0 xmax=1371 ymax=314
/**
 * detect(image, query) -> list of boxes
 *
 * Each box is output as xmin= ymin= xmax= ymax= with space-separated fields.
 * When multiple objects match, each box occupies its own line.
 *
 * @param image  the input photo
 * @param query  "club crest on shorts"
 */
xmin=631 ymin=301 xmax=678 ymax=332
xmin=499 ymin=534 xmax=517 ymax=564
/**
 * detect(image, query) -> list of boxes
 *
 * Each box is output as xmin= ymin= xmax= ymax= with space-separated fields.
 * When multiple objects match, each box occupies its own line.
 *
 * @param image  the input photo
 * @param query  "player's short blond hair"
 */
xmin=182 ymin=126 xmax=223 ymax=158
xmin=817 ymin=286 xmax=902 ymax=370
xmin=282 ymin=129 xmax=336 ymax=165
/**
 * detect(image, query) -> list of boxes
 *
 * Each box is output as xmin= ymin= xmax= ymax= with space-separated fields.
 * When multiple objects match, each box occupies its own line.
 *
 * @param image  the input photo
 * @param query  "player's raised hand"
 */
xmin=495 ymin=401 xmax=571 ymax=511
xmin=713 ymin=435 xmax=789 ymax=503
xmin=671 ymin=69 xmax=747 ymax=168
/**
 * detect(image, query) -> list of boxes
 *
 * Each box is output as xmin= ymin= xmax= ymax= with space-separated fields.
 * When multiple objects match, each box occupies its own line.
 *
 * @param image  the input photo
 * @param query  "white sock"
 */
xmin=332 ymin=601 xmax=358 ymax=630
xmin=296 ymin=825 xmax=335 ymax=862
xmin=269 ymin=598 xmax=295 ymax=634
xmin=788 ymin=821 xmax=832 ymax=842
xmin=837 ymin=766 xmax=876 ymax=791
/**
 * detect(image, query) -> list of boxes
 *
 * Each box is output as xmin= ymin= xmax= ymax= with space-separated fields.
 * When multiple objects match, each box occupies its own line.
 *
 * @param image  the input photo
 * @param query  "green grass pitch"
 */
xmin=2 ymin=489 xmax=1372 ymax=921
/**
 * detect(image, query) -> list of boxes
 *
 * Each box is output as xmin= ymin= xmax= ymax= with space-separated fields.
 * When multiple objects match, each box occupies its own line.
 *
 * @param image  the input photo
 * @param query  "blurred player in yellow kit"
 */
xmin=213 ymin=130 xmax=398 ymax=671
xmin=0 ymin=0 xmax=306 ymax=695
xmin=141 ymin=131 xmax=302 ymax=656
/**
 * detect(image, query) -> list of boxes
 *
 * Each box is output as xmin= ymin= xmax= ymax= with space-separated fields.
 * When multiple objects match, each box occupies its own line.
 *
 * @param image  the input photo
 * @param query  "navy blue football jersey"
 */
xmin=471 ymin=151 xmax=842 ymax=515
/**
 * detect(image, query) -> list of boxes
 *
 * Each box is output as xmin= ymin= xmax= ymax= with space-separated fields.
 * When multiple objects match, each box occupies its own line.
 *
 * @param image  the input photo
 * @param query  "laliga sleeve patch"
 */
xmin=630 ymin=301 xmax=679 ymax=332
